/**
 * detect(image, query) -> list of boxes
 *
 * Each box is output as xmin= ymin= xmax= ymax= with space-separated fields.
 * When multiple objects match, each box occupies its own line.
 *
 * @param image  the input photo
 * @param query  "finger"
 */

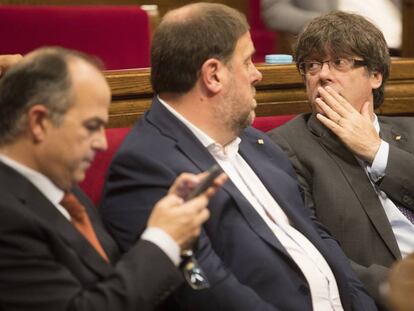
xmin=169 ymin=172 xmax=199 ymax=195
xmin=315 ymin=97 xmax=342 ymax=125
xmin=323 ymin=86 xmax=355 ymax=113
xmin=193 ymin=208 xmax=210 ymax=226
xmin=157 ymin=193 xmax=184 ymax=209
xmin=317 ymin=87 xmax=349 ymax=117
xmin=316 ymin=113 xmax=345 ymax=135
xmin=213 ymin=172 xmax=228 ymax=187
xmin=183 ymin=195 xmax=209 ymax=213
xmin=204 ymin=173 xmax=227 ymax=198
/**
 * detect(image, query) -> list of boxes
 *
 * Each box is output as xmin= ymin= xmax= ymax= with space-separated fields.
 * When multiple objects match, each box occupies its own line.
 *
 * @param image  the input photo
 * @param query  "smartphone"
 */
xmin=185 ymin=164 xmax=223 ymax=201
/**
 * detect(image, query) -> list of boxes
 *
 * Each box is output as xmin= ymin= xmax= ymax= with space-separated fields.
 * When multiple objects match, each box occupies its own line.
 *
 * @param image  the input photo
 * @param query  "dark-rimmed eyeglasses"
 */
xmin=298 ymin=58 xmax=367 ymax=75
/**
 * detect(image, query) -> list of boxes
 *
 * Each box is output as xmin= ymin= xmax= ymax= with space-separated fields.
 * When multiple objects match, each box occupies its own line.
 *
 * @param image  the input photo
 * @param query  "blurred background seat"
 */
xmin=80 ymin=127 xmax=131 ymax=205
xmin=0 ymin=5 xmax=151 ymax=69
xmin=248 ymin=0 xmax=278 ymax=62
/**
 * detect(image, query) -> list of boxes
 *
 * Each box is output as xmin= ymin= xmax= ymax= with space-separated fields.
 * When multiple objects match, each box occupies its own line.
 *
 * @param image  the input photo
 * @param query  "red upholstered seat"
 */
xmin=80 ymin=127 xmax=130 ymax=205
xmin=252 ymin=115 xmax=295 ymax=132
xmin=80 ymin=115 xmax=295 ymax=205
xmin=248 ymin=0 xmax=278 ymax=62
xmin=0 ymin=5 xmax=150 ymax=69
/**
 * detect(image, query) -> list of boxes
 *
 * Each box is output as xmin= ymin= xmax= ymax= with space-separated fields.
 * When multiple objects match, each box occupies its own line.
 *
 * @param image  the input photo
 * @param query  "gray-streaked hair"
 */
xmin=294 ymin=11 xmax=390 ymax=108
xmin=0 ymin=47 xmax=102 ymax=145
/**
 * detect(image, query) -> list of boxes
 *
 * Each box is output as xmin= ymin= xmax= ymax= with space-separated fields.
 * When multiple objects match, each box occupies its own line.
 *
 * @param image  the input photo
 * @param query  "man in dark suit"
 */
xmin=268 ymin=11 xmax=414 ymax=309
xmin=0 ymin=47 xmax=221 ymax=311
xmin=101 ymin=3 xmax=377 ymax=310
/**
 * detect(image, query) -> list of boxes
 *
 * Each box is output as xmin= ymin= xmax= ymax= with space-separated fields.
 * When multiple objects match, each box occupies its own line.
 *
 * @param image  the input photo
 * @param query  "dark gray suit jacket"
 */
xmin=0 ymin=161 xmax=182 ymax=311
xmin=269 ymin=113 xmax=414 ymax=307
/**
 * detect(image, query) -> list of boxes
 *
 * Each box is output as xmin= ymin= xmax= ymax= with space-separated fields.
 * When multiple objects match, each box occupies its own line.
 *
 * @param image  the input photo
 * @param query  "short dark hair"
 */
xmin=0 ymin=47 xmax=101 ymax=145
xmin=151 ymin=3 xmax=249 ymax=94
xmin=294 ymin=11 xmax=390 ymax=108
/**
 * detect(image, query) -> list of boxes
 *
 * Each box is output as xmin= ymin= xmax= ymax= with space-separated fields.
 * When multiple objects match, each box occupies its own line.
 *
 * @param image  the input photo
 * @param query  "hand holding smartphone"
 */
xmin=185 ymin=164 xmax=224 ymax=201
xmin=179 ymin=164 xmax=224 ymax=290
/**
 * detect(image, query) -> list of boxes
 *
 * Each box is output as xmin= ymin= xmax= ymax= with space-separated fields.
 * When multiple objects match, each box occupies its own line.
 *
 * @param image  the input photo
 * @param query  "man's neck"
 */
xmin=159 ymin=93 xmax=237 ymax=146
xmin=0 ymin=140 xmax=38 ymax=172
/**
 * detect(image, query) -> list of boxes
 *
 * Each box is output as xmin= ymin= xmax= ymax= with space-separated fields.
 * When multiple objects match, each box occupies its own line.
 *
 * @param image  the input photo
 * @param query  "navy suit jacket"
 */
xmin=101 ymin=97 xmax=377 ymax=311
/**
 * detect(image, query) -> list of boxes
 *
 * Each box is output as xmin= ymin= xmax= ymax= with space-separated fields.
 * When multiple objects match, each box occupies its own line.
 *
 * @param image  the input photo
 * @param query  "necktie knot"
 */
xmin=60 ymin=192 xmax=86 ymax=223
xmin=60 ymin=191 xmax=109 ymax=262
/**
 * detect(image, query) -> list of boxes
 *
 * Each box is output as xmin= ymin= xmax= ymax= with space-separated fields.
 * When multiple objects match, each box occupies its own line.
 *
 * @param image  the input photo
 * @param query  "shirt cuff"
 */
xmin=141 ymin=227 xmax=181 ymax=266
xmin=368 ymin=140 xmax=389 ymax=182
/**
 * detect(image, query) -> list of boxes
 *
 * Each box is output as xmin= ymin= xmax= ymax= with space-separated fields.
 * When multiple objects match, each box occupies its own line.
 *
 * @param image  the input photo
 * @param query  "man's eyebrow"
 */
xmin=246 ymin=48 xmax=256 ymax=61
xmin=83 ymin=117 xmax=107 ymax=127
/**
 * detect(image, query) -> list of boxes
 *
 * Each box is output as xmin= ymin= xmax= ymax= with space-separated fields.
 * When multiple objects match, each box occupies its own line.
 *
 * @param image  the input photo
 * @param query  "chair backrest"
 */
xmin=80 ymin=115 xmax=295 ymax=205
xmin=252 ymin=115 xmax=295 ymax=132
xmin=80 ymin=127 xmax=130 ymax=205
xmin=247 ymin=0 xmax=278 ymax=62
xmin=0 ymin=5 xmax=150 ymax=69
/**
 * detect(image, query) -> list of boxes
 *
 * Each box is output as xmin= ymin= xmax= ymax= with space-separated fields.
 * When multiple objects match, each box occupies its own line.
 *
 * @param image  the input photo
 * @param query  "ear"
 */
xmin=370 ymin=71 xmax=383 ymax=90
xmin=27 ymin=105 xmax=50 ymax=143
xmin=200 ymin=58 xmax=225 ymax=94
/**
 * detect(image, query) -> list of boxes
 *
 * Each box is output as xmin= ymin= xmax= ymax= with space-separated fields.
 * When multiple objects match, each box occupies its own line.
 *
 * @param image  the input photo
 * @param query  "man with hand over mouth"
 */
xmin=269 ymin=11 xmax=414 ymax=310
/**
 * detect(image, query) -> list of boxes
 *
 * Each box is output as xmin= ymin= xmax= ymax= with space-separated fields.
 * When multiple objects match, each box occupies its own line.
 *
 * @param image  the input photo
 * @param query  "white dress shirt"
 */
xmin=357 ymin=116 xmax=414 ymax=258
xmin=160 ymin=96 xmax=344 ymax=310
xmin=0 ymin=154 xmax=181 ymax=266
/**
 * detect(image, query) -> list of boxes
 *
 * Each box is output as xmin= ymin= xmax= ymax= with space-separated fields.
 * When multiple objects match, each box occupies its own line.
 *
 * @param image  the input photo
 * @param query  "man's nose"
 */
xmin=92 ymin=129 xmax=108 ymax=151
xmin=252 ymin=64 xmax=262 ymax=84
xmin=319 ymin=61 xmax=333 ymax=78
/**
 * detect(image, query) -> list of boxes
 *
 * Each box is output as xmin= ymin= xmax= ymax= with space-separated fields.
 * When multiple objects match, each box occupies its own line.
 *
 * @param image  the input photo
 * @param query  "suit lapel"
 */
xmin=308 ymin=114 xmax=401 ymax=259
xmin=378 ymin=117 xmax=409 ymax=150
xmin=0 ymin=162 xmax=114 ymax=277
xmin=147 ymin=98 xmax=216 ymax=172
xmin=238 ymin=132 xmax=333 ymax=256
xmin=224 ymin=176 xmax=292 ymax=257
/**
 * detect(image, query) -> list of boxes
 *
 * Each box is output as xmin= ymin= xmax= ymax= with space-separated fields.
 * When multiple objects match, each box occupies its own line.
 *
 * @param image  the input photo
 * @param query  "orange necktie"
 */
xmin=60 ymin=192 xmax=109 ymax=262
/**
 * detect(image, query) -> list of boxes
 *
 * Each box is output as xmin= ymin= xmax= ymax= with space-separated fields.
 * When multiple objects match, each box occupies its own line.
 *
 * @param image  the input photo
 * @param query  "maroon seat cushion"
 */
xmin=80 ymin=127 xmax=130 ymax=205
xmin=0 ymin=5 xmax=150 ymax=69
xmin=252 ymin=115 xmax=295 ymax=132
xmin=80 ymin=115 xmax=295 ymax=204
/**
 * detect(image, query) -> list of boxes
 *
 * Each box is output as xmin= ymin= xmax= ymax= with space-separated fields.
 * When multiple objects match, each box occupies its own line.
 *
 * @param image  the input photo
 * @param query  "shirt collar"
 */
xmin=373 ymin=114 xmax=380 ymax=134
xmin=0 ymin=154 xmax=64 ymax=205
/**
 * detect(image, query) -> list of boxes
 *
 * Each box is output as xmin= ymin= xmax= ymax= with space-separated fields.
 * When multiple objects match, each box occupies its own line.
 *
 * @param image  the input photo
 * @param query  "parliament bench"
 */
xmin=104 ymin=59 xmax=414 ymax=128
xmin=80 ymin=59 xmax=414 ymax=203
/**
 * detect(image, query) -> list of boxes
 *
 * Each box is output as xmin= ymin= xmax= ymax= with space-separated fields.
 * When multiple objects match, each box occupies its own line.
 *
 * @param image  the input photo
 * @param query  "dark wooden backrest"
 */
xmin=104 ymin=58 xmax=414 ymax=128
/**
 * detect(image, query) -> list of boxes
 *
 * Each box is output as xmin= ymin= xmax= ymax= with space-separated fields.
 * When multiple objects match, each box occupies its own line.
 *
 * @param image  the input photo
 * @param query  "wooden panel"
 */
xmin=402 ymin=0 xmax=414 ymax=57
xmin=104 ymin=58 xmax=414 ymax=128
